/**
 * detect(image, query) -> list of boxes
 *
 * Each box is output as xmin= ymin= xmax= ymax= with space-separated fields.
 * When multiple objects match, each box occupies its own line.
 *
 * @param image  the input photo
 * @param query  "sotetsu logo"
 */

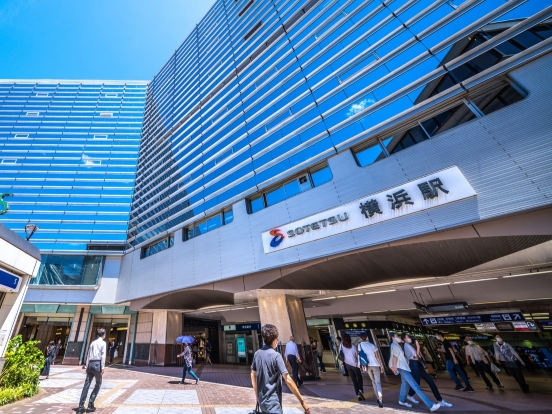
xmin=269 ymin=229 xmax=285 ymax=247
xmin=0 ymin=193 xmax=13 ymax=215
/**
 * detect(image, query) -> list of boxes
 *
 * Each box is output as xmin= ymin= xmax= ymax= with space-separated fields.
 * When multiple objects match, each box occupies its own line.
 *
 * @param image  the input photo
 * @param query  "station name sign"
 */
xmin=0 ymin=268 xmax=21 ymax=293
xmin=262 ymin=166 xmax=476 ymax=254
xmin=420 ymin=312 xmax=525 ymax=326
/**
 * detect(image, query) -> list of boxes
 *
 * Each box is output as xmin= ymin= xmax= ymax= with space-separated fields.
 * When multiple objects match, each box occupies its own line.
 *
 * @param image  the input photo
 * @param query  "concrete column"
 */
xmin=257 ymin=292 xmax=315 ymax=380
xmin=63 ymin=305 xmax=91 ymax=365
xmin=0 ymin=275 xmax=30 ymax=371
xmin=149 ymin=311 xmax=182 ymax=366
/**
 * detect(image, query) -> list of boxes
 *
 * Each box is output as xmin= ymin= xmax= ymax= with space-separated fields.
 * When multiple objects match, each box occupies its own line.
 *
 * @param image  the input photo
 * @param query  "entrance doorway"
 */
xmin=18 ymin=316 xmax=72 ymax=363
xmin=90 ymin=317 xmax=128 ymax=364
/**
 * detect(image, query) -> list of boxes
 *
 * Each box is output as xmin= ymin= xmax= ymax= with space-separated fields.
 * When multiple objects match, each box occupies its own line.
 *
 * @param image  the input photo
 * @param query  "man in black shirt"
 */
xmin=435 ymin=333 xmax=474 ymax=392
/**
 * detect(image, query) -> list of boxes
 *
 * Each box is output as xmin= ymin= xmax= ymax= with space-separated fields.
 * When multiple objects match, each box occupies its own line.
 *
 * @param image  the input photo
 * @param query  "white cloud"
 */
xmin=346 ymin=97 xmax=375 ymax=117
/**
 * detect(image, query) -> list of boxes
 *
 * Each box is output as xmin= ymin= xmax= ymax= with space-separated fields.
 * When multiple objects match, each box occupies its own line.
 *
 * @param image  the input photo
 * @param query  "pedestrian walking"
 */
xmin=53 ymin=339 xmax=62 ymax=364
xmin=464 ymin=336 xmax=503 ymax=390
xmin=284 ymin=336 xmax=303 ymax=387
xmin=402 ymin=334 xmax=453 ymax=408
xmin=389 ymin=332 xmax=440 ymax=411
xmin=205 ymin=338 xmax=213 ymax=366
xmin=108 ymin=340 xmax=116 ymax=364
xmin=358 ymin=332 xmax=384 ymax=407
xmin=192 ymin=340 xmax=199 ymax=363
xmin=435 ymin=332 xmax=474 ymax=392
xmin=339 ymin=333 xmax=365 ymax=402
xmin=493 ymin=334 xmax=529 ymax=393
xmin=251 ymin=324 xmax=310 ymax=414
xmin=76 ymin=328 xmax=106 ymax=413
xmin=316 ymin=339 xmax=326 ymax=373
xmin=40 ymin=341 xmax=56 ymax=379
xmin=311 ymin=338 xmax=320 ymax=379
xmin=178 ymin=343 xmax=199 ymax=384
xmin=336 ymin=336 xmax=349 ymax=376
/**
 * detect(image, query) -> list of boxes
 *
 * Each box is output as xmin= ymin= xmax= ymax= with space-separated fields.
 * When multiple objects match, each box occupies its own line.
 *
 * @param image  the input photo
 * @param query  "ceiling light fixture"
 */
xmin=503 ymin=269 xmax=552 ymax=278
xmin=337 ymin=293 xmax=363 ymax=298
xmin=312 ymin=297 xmax=336 ymax=301
xmin=413 ymin=283 xmax=450 ymax=289
xmin=364 ymin=289 xmax=397 ymax=295
xmin=454 ymin=278 xmax=498 ymax=284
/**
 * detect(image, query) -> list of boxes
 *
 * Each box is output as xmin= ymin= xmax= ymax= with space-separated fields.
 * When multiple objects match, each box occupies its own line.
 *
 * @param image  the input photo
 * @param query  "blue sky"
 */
xmin=0 ymin=0 xmax=215 ymax=80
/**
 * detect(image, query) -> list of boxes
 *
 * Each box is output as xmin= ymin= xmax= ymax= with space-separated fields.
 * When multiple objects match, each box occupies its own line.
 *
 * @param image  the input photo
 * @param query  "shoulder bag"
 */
xmin=250 ymin=402 xmax=262 ymax=414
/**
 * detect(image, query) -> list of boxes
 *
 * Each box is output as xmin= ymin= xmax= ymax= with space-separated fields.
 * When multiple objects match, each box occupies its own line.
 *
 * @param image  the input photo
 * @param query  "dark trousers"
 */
xmin=346 ymin=364 xmax=363 ymax=395
xmin=474 ymin=361 xmax=501 ymax=388
xmin=446 ymin=359 xmax=472 ymax=388
xmin=317 ymin=355 xmax=326 ymax=372
xmin=408 ymin=359 xmax=442 ymax=401
xmin=507 ymin=362 xmax=528 ymax=392
xmin=287 ymin=355 xmax=302 ymax=386
xmin=342 ymin=362 xmax=349 ymax=375
xmin=79 ymin=361 xmax=102 ymax=408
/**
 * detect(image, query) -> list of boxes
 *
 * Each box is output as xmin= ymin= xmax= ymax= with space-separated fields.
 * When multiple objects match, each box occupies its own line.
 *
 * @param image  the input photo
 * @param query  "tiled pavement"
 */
xmin=0 ymin=364 xmax=550 ymax=413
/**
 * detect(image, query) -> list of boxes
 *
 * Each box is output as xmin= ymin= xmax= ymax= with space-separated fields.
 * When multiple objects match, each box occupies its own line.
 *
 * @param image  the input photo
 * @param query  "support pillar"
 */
xmin=257 ymin=292 xmax=315 ymax=380
xmin=149 ymin=311 xmax=182 ymax=366
xmin=63 ymin=305 xmax=91 ymax=365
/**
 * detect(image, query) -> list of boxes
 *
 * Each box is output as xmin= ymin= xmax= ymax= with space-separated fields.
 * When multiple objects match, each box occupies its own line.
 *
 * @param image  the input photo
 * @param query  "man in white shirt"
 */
xmin=358 ymin=332 xmax=384 ymax=407
xmin=284 ymin=336 xmax=303 ymax=387
xmin=76 ymin=329 xmax=106 ymax=413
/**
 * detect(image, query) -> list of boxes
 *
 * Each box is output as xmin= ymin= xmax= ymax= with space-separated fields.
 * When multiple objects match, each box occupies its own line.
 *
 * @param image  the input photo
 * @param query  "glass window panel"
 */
xmin=206 ymin=214 xmax=222 ymax=231
xmin=223 ymin=209 xmax=233 ymax=224
xmin=31 ymin=255 xmax=103 ymax=286
xmin=355 ymin=141 xmax=387 ymax=167
xmin=471 ymin=85 xmax=524 ymax=116
xmin=420 ymin=103 xmax=476 ymax=137
xmin=284 ymin=179 xmax=301 ymax=198
xmin=311 ymin=166 xmax=332 ymax=186
xmin=250 ymin=195 xmax=265 ymax=213
xmin=265 ymin=186 xmax=286 ymax=206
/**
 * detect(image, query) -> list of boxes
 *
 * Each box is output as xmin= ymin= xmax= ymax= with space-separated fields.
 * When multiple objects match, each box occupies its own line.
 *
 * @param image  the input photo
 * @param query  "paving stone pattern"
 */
xmin=0 ymin=364 xmax=550 ymax=413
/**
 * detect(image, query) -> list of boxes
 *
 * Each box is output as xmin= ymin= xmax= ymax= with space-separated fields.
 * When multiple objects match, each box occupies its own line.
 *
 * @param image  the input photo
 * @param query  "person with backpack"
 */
xmin=493 ymin=334 xmax=529 ymax=393
xmin=358 ymin=332 xmax=384 ymax=407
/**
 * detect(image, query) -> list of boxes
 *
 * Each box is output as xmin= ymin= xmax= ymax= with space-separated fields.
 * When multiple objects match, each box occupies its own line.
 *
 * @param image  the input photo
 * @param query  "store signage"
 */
xmin=420 ymin=311 xmax=524 ymax=326
xmin=495 ymin=322 xmax=514 ymax=331
xmin=513 ymin=322 xmax=531 ymax=331
xmin=427 ymin=302 xmax=469 ymax=313
xmin=525 ymin=320 xmax=539 ymax=331
xmin=539 ymin=321 xmax=552 ymax=327
xmin=222 ymin=323 xmax=261 ymax=332
xmin=0 ymin=268 xmax=21 ymax=292
xmin=0 ymin=193 xmax=13 ymax=215
xmin=475 ymin=323 xmax=498 ymax=332
xmin=262 ymin=166 xmax=476 ymax=253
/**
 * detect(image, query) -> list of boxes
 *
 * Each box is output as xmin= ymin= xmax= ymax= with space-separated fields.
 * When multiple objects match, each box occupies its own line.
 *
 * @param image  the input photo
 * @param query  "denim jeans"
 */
xmin=445 ymin=359 xmax=471 ymax=388
xmin=408 ymin=359 xmax=442 ymax=401
xmin=182 ymin=365 xmax=199 ymax=382
xmin=398 ymin=368 xmax=435 ymax=409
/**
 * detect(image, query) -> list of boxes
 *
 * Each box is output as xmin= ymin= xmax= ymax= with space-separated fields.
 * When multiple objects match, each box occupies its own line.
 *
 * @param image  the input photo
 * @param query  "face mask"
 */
xmin=394 ymin=337 xmax=402 ymax=343
xmin=497 ymin=338 xmax=503 ymax=343
xmin=467 ymin=341 xmax=473 ymax=345
xmin=405 ymin=338 xmax=412 ymax=343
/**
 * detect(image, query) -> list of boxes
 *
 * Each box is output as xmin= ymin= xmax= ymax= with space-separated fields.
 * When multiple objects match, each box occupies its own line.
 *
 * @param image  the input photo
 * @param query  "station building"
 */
xmin=1 ymin=0 xmax=552 ymax=371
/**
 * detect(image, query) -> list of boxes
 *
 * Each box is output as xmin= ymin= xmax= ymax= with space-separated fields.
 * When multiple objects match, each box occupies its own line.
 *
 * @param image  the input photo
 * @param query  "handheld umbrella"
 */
xmin=176 ymin=335 xmax=196 ymax=344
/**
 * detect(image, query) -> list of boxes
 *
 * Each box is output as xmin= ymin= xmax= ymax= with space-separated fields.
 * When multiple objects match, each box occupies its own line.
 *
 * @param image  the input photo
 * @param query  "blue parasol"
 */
xmin=176 ymin=335 xmax=195 ymax=344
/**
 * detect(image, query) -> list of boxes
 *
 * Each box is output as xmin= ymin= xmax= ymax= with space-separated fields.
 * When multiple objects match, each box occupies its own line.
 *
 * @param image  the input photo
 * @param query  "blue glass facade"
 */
xmin=0 ymin=81 xmax=147 ymax=254
xmin=129 ymin=0 xmax=549 ymax=250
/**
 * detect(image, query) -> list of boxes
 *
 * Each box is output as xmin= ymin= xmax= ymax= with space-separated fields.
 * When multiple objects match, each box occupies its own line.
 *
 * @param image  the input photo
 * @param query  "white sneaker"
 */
xmin=440 ymin=400 xmax=453 ymax=407
xmin=430 ymin=403 xmax=441 ymax=412
xmin=399 ymin=401 xmax=413 ymax=408
xmin=407 ymin=396 xmax=420 ymax=404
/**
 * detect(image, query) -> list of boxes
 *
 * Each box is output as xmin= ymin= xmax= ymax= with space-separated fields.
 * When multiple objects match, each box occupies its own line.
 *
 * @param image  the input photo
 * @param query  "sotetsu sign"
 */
xmin=262 ymin=166 xmax=476 ymax=253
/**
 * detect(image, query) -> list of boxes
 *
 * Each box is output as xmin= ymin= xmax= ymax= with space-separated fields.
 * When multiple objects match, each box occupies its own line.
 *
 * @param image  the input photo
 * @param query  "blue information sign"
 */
xmin=222 ymin=323 xmax=261 ymax=331
xmin=539 ymin=321 xmax=552 ymax=327
xmin=0 ymin=268 xmax=20 ymax=291
xmin=420 ymin=312 xmax=524 ymax=326
xmin=236 ymin=337 xmax=246 ymax=359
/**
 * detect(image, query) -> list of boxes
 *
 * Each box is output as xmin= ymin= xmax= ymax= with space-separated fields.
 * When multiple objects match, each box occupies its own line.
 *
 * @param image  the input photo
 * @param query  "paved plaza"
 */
xmin=1 ymin=364 xmax=550 ymax=413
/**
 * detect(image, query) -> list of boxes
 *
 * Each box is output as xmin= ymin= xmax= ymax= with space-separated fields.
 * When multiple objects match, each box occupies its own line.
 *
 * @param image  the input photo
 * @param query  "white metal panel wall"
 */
xmin=116 ymin=52 xmax=552 ymax=303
